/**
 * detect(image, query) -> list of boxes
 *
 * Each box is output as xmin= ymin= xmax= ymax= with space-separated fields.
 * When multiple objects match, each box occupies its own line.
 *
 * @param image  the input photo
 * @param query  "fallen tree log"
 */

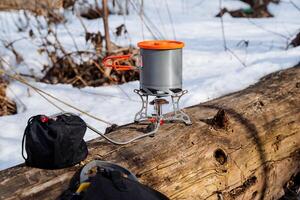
xmin=0 ymin=65 xmax=300 ymax=200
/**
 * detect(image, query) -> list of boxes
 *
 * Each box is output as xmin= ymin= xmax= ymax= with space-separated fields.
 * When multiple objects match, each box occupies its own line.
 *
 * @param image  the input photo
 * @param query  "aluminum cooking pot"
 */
xmin=102 ymin=40 xmax=184 ymax=95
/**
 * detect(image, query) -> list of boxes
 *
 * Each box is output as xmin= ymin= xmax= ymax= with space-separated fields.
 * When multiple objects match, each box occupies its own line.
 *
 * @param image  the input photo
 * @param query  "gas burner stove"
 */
xmin=134 ymin=89 xmax=191 ymax=133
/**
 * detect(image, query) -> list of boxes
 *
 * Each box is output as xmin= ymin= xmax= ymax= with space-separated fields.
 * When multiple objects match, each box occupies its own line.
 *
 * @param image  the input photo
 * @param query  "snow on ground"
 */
xmin=0 ymin=0 xmax=299 ymax=170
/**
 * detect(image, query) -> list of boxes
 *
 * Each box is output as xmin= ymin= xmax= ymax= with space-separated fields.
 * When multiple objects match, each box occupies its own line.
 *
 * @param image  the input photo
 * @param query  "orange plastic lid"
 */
xmin=138 ymin=40 xmax=184 ymax=50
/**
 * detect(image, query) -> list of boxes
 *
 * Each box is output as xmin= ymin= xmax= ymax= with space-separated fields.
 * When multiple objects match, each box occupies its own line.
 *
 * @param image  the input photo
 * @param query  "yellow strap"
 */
xmin=76 ymin=182 xmax=91 ymax=193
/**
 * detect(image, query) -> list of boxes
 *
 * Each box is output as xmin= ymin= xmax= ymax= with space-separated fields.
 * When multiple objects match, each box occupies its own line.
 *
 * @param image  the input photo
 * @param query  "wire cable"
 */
xmin=86 ymin=122 xmax=159 ymax=145
xmin=50 ymin=112 xmax=160 ymax=145
xmin=0 ymin=65 xmax=160 ymax=145
xmin=0 ymin=65 xmax=113 ymax=126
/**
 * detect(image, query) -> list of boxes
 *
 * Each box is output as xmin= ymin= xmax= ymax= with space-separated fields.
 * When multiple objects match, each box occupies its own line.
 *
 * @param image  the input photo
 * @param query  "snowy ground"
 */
xmin=0 ymin=0 xmax=299 ymax=170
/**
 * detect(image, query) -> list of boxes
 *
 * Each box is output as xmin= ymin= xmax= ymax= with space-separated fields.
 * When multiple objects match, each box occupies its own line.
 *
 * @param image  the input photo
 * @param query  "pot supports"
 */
xmin=167 ymin=90 xmax=192 ymax=125
xmin=134 ymin=89 xmax=192 ymax=135
xmin=134 ymin=89 xmax=149 ymax=122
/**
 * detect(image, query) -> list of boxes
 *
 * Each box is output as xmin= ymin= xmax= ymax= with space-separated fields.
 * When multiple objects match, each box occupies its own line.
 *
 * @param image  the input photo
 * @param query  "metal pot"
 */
xmin=102 ymin=40 xmax=184 ymax=96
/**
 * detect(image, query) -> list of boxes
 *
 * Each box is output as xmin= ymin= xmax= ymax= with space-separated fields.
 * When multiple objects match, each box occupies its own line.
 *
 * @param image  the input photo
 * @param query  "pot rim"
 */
xmin=138 ymin=40 xmax=184 ymax=50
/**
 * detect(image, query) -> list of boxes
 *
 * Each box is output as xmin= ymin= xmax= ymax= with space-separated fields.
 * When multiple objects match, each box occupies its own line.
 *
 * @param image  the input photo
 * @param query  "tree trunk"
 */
xmin=0 ymin=65 xmax=299 ymax=200
xmin=102 ymin=0 xmax=112 ymax=77
xmin=102 ymin=0 xmax=112 ymax=54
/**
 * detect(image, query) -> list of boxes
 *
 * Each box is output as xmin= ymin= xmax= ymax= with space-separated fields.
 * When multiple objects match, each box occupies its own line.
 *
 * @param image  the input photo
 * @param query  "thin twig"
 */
xmin=218 ymin=0 xmax=247 ymax=67
xmin=246 ymin=18 xmax=290 ymax=40
xmin=289 ymin=0 xmax=300 ymax=12
xmin=219 ymin=0 xmax=227 ymax=50
xmin=165 ymin=0 xmax=176 ymax=40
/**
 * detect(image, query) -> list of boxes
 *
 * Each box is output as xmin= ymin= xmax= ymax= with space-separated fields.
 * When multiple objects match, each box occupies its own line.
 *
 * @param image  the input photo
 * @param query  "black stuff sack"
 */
xmin=59 ymin=160 xmax=170 ymax=200
xmin=22 ymin=114 xmax=88 ymax=169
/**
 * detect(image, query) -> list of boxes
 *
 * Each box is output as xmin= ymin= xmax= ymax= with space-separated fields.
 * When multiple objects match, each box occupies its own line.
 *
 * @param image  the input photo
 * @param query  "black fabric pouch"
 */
xmin=59 ymin=162 xmax=169 ymax=200
xmin=22 ymin=114 xmax=88 ymax=169
xmin=81 ymin=171 xmax=169 ymax=200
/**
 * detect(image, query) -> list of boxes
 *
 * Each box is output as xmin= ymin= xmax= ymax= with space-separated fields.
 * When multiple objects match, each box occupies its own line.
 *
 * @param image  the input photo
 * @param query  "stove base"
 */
xmin=134 ymin=89 xmax=192 ymax=135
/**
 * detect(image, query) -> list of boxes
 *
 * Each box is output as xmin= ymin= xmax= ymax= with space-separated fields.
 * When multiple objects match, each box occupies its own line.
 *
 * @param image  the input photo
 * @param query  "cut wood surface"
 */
xmin=0 ymin=65 xmax=300 ymax=200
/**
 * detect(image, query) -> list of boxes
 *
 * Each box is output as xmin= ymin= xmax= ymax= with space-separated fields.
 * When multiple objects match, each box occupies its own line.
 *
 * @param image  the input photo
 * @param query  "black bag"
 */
xmin=22 ymin=114 xmax=88 ymax=169
xmin=60 ymin=160 xmax=169 ymax=200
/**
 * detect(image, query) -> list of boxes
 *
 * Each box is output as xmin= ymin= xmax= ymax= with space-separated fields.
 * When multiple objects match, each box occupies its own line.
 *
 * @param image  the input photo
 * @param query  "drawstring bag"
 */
xmin=22 ymin=114 xmax=88 ymax=169
xmin=59 ymin=160 xmax=169 ymax=200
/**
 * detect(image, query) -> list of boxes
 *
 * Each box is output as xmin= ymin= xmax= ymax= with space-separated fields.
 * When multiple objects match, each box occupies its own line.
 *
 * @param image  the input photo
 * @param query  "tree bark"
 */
xmin=0 ymin=65 xmax=299 ymax=200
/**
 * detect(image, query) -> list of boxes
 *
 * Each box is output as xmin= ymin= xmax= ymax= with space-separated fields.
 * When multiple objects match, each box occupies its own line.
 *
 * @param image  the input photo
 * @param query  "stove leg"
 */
xmin=169 ymin=90 xmax=192 ymax=125
xmin=134 ymin=89 xmax=149 ymax=122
